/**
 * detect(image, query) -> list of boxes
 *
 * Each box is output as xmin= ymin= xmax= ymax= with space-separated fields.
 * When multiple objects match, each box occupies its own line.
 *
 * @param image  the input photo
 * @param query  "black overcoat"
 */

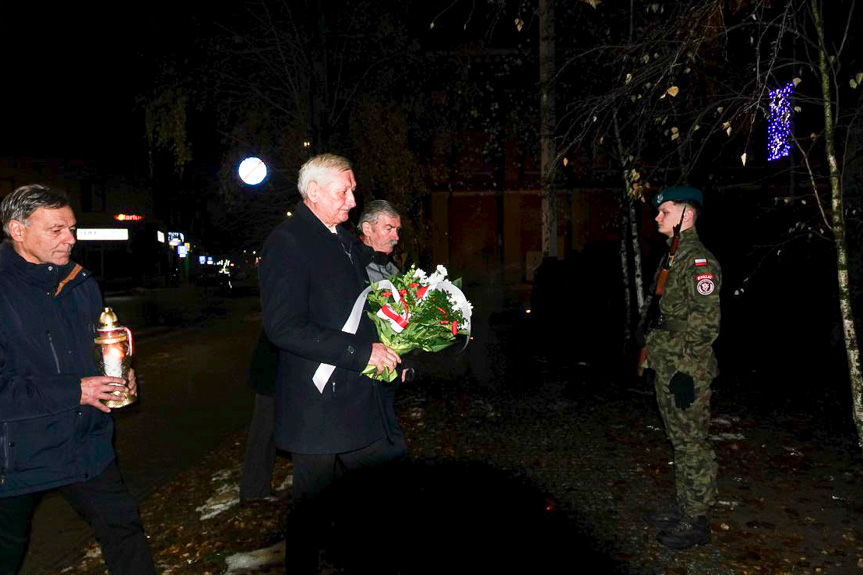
xmin=259 ymin=202 xmax=384 ymax=454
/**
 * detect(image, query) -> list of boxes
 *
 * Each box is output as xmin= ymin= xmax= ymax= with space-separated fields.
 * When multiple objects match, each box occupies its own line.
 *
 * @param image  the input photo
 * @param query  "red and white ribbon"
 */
xmin=311 ymin=279 xmax=471 ymax=393
xmin=311 ymin=281 xmax=398 ymax=393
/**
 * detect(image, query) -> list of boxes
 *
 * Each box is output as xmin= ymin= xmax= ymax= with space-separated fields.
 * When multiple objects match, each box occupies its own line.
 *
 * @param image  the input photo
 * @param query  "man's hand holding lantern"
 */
xmin=80 ymin=376 xmax=129 ymax=413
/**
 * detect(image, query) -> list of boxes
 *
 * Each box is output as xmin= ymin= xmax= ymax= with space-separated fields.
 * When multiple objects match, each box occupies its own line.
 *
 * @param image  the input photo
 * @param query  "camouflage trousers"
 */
xmin=654 ymin=367 xmax=718 ymax=517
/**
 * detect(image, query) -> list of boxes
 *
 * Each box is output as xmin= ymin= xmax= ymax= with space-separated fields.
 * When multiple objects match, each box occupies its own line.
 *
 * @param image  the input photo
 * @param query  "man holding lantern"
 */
xmin=0 ymin=185 xmax=155 ymax=574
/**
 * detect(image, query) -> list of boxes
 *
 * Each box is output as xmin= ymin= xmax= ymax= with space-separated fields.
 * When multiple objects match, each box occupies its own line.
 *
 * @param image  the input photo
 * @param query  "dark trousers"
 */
xmin=291 ymin=434 xmax=406 ymax=500
xmin=0 ymin=462 xmax=156 ymax=575
xmin=239 ymin=393 xmax=277 ymax=502
xmin=286 ymin=434 xmax=407 ymax=574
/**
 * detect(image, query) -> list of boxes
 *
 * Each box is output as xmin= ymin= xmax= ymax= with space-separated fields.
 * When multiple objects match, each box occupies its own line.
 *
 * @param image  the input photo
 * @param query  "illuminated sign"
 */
xmin=76 ymin=228 xmax=129 ymax=241
xmin=207 ymin=257 xmax=214 ymax=265
xmin=177 ymin=245 xmax=188 ymax=258
xmin=167 ymin=232 xmax=184 ymax=247
xmin=114 ymin=214 xmax=144 ymax=222
xmin=157 ymin=231 xmax=165 ymax=243
xmin=198 ymin=256 xmax=206 ymax=265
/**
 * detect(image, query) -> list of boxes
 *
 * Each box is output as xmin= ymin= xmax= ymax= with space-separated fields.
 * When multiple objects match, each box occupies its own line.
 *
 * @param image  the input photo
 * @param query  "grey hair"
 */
xmin=297 ymin=153 xmax=353 ymax=198
xmin=1 ymin=184 xmax=70 ymax=238
xmin=358 ymin=200 xmax=400 ymax=230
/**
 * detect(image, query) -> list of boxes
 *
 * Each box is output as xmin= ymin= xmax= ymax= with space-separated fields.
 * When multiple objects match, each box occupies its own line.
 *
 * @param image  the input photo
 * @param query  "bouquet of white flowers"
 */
xmin=362 ymin=265 xmax=472 ymax=382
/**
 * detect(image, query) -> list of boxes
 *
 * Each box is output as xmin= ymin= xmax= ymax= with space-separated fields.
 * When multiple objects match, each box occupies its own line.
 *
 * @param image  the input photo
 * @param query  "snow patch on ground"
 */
xmin=275 ymin=473 xmax=293 ymax=493
xmin=712 ymin=415 xmax=740 ymax=426
xmin=196 ymin=468 xmax=241 ymax=520
xmin=224 ymin=541 xmax=285 ymax=573
xmin=710 ymin=432 xmax=745 ymax=441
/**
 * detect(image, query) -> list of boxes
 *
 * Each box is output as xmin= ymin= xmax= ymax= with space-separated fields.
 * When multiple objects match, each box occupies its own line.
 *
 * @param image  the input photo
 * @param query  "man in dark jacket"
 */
xmin=259 ymin=154 xmax=403 ymax=572
xmin=240 ymin=200 xmax=407 ymax=505
xmin=0 ymin=185 xmax=155 ymax=574
xmin=357 ymin=199 xmax=401 ymax=283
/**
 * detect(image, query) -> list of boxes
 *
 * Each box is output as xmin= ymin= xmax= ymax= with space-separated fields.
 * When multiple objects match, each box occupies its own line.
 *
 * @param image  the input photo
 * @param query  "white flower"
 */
xmin=427 ymin=264 xmax=449 ymax=285
xmin=412 ymin=267 xmax=428 ymax=282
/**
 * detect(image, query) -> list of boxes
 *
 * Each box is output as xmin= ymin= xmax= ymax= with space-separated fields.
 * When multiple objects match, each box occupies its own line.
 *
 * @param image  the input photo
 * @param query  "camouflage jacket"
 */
xmin=645 ymin=228 xmax=721 ymax=382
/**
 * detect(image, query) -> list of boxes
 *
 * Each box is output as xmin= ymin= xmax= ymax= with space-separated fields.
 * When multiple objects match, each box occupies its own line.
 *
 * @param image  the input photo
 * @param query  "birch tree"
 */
xmin=802 ymin=0 xmax=863 ymax=455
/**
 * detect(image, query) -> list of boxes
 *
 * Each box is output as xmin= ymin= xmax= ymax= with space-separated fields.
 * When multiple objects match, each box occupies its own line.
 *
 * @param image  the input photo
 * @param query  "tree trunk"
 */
xmin=629 ymin=199 xmax=645 ymax=311
xmin=614 ymin=0 xmax=645 ymax=345
xmin=811 ymin=0 xmax=863 ymax=458
xmin=613 ymin=112 xmax=645 ymax=342
xmin=539 ymin=0 xmax=557 ymax=258
xmin=618 ymin=190 xmax=633 ymax=341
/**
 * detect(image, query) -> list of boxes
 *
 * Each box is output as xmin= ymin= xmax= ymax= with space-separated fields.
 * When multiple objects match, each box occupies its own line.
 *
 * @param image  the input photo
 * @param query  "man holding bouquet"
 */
xmin=259 ymin=154 xmax=405 ymax=572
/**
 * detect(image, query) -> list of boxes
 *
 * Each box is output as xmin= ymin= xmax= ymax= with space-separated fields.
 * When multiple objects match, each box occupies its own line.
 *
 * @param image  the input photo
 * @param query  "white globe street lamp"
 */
xmin=238 ymin=157 xmax=268 ymax=185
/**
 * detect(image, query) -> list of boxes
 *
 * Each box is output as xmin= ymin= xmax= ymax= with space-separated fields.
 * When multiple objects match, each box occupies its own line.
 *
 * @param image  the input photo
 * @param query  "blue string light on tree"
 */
xmin=767 ymin=82 xmax=794 ymax=161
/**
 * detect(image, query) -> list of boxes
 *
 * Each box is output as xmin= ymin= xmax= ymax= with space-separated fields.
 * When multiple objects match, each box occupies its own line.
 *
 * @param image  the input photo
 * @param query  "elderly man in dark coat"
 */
xmin=259 ymin=153 xmax=404 ymax=572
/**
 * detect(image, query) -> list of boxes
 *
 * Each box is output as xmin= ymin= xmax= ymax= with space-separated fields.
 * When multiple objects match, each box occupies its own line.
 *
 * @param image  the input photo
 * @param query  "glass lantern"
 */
xmin=94 ymin=307 xmax=136 ymax=408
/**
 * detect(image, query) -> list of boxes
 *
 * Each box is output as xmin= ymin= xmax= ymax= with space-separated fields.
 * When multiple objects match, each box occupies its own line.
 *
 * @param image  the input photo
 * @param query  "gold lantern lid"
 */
xmin=95 ymin=307 xmax=127 ymax=344
xmin=99 ymin=307 xmax=119 ymax=329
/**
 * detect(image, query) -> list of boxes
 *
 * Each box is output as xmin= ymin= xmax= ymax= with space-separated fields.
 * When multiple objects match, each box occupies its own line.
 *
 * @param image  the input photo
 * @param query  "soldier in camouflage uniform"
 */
xmin=641 ymin=186 xmax=721 ymax=550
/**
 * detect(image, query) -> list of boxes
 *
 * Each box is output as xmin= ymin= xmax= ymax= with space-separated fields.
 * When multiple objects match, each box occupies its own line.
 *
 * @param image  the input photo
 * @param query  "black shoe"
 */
xmin=643 ymin=505 xmax=683 ymax=529
xmin=656 ymin=515 xmax=711 ymax=550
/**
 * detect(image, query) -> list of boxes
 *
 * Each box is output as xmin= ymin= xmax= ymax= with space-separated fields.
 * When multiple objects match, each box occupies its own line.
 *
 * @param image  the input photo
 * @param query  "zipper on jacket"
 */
xmin=47 ymin=331 xmax=61 ymax=373
xmin=1 ymin=422 xmax=8 ymax=487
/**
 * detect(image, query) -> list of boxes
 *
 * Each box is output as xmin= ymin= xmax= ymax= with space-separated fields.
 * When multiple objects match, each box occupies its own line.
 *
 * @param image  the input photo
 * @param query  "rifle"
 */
xmin=636 ymin=206 xmax=687 ymax=376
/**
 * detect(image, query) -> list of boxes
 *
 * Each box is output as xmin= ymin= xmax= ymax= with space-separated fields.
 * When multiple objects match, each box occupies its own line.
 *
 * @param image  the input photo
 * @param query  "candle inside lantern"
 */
xmin=103 ymin=342 xmax=125 ymax=378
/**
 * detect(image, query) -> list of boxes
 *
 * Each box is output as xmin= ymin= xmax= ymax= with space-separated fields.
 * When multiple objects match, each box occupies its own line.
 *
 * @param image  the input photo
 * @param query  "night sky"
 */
xmin=2 ymin=4 xmax=206 ymax=162
xmin=1 ymin=2 xmax=519 ymax=163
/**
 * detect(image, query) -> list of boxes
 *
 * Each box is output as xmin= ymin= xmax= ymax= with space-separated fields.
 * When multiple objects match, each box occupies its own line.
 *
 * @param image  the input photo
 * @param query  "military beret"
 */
xmin=652 ymin=186 xmax=703 ymax=208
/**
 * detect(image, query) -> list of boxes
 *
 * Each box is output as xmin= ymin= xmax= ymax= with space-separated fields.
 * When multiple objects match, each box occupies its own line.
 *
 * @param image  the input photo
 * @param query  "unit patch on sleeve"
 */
xmin=696 ymin=273 xmax=715 ymax=295
xmin=694 ymin=258 xmax=708 ymax=266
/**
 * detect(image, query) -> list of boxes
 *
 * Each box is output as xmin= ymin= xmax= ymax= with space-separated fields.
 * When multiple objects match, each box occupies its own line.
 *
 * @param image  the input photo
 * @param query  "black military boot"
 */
xmin=642 ymin=505 xmax=683 ymax=529
xmin=656 ymin=515 xmax=710 ymax=550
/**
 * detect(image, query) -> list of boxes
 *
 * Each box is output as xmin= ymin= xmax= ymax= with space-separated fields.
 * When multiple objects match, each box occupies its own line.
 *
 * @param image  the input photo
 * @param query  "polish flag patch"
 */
xmin=694 ymin=258 xmax=708 ymax=266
